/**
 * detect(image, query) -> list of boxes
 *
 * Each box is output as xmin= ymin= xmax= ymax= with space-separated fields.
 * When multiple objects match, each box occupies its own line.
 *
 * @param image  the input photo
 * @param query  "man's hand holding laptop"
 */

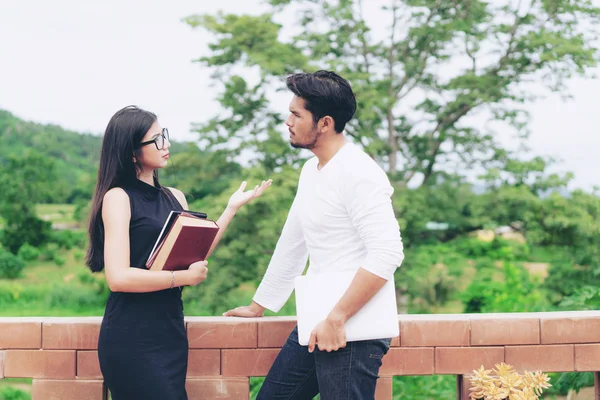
xmin=307 ymin=310 xmax=346 ymax=353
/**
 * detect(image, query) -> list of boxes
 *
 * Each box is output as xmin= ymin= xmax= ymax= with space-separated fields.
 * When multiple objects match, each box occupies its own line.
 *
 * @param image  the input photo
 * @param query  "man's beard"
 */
xmin=290 ymin=126 xmax=321 ymax=150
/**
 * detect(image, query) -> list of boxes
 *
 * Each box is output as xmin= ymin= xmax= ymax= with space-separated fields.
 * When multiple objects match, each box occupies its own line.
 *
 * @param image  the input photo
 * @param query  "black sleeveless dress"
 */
xmin=98 ymin=178 xmax=188 ymax=400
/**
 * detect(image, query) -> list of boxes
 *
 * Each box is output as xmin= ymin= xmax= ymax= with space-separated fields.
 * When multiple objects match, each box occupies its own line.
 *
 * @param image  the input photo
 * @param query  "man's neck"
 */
xmin=312 ymin=133 xmax=347 ymax=170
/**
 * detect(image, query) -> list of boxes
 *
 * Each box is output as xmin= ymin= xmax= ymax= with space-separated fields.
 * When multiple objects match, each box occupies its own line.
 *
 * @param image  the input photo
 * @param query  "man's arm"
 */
xmin=328 ymin=268 xmax=387 ymax=323
xmin=308 ymin=168 xmax=404 ymax=352
xmin=224 ymin=196 xmax=308 ymax=317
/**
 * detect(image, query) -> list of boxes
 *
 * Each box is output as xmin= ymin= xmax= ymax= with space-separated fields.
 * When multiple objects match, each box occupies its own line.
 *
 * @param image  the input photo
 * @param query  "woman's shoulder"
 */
xmin=101 ymin=187 xmax=132 ymax=222
xmin=165 ymin=186 xmax=184 ymax=197
xmin=103 ymin=187 xmax=130 ymax=207
xmin=166 ymin=187 xmax=188 ymax=209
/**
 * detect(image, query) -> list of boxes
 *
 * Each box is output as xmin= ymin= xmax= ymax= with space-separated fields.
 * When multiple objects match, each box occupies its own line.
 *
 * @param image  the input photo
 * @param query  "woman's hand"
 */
xmin=187 ymin=260 xmax=208 ymax=286
xmin=227 ymin=180 xmax=272 ymax=211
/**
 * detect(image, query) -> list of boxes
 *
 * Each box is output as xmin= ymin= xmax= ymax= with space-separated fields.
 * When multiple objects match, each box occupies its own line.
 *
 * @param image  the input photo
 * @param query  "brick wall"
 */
xmin=2 ymin=311 xmax=600 ymax=399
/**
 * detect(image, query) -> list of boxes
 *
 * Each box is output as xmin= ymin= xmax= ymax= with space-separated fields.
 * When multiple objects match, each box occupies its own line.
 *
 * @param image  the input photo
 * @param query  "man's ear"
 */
xmin=320 ymin=116 xmax=334 ymax=132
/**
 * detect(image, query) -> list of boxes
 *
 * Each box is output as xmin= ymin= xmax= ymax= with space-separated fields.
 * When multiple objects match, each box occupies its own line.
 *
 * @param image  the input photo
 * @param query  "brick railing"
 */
xmin=2 ymin=311 xmax=600 ymax=399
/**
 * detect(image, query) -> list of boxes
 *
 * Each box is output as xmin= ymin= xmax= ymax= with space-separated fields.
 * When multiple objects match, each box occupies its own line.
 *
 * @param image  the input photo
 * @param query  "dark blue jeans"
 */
xmin=258 ymin=326 xmax=391 ymax=400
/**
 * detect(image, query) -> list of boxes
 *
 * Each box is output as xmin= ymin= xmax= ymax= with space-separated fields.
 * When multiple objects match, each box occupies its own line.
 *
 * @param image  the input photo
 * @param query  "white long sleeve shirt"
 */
xmin=253 ymin=142 xmax=405 ymax=312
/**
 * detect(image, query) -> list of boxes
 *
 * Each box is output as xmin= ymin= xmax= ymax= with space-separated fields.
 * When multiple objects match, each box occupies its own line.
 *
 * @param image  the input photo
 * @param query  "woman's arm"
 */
xmin=207 ymin=180 xmax=272 ymax=257
xmin=102 ymin=188 xmax=207 ymax=293
xmin=169 ymin=180 xmax=271 ymax=259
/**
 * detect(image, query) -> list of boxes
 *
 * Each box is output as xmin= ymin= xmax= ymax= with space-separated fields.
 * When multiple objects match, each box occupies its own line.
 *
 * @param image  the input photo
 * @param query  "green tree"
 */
xmin=528 ymin=190 xmax=600 ymax=260
xmin=0 ymin=151 xmax=58 ymax=252
xmin=535 ymin=190 xmax=600 ymax=305
xmin=185 ymin=0 xmax=600 ymax=186
xmin=479 ymin=151 xmax=574 ymax=196
xmin=393 ymin=176 xmax=486 ymax=246
xmin=462 ymin=261 xmax=549 ymax=313
xmin=162 ymin=144 xmax=243 ymax=202
xmin=396 ymin=243 xmax=468 ymax=312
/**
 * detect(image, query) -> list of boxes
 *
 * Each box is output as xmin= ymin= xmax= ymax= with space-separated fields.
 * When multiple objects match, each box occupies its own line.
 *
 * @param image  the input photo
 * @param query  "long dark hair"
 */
xmin=86 ymin=105 xmax=158 ymax=272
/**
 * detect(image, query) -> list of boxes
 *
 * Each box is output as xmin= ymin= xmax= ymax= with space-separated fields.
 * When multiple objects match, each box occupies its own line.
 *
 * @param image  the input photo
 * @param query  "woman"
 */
xmin=86 ymin=105 xmax=271 ymax=400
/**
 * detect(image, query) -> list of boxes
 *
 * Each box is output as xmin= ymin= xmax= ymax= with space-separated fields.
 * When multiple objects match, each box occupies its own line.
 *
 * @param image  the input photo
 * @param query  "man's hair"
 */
xmin=286 ymin=70 xmax=357 ymax=133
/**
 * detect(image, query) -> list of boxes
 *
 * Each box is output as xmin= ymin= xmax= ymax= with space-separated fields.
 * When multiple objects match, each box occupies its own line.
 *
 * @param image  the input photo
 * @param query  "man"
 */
xmin=224 ymin=70 xmax=404 ymax=399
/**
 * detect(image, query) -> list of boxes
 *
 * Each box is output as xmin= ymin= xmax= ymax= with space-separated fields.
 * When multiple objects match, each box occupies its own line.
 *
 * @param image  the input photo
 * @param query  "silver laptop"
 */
xmin=294 ymin=270 xmax=399 ymax=346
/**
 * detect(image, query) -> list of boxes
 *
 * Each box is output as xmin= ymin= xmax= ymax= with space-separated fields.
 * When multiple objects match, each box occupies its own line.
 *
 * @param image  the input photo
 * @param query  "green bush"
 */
xmin=73 ymin=249 xmax=84 ymax=262
xmin=394 ymin=244 xmax=468 ymax=313
xmin=452 ymin=237 xmax=494 ymax=258
xmin=559 ymin=286 xmax=600 ymax=310
xmin=451 ymin=237 xmax=530 ymax=261
xmin=544 ymin=372 xmax=594 ymax=396
xmin=40 ymin=243 xmax=59 ymax=262
xmin=0 ymin=211 xmax=52 ymax=254
xmin=544 ymin=260 xmax=599 ymax=302
xmin=51 ymin=230 xmax=86 ymax=250
xmin=0 ymin=250 xmax=26 ymax=279
xmin=462 ymin=262 xmax=549 ymax=313
xmin=16 ymin=244 xmax=40 ymax=262
xmin=77 ymin=270 xmax=110 ymax=299
xmin=0 ymin=283 xmax=24 ymax=304
xmin=53 ymin=254 xmax=66 ymax=267
xmin=0 ymin=282 xmax=47 ymax=306
xmin=73 ymin=199 xmax=91 ymax=225
xmin=47 ymin=284 xmax=105 ymax=310
xmin=0 ymin=386 xmax=31 ymax=400
xmin=392 ymin=375 xmax=456 ymax=399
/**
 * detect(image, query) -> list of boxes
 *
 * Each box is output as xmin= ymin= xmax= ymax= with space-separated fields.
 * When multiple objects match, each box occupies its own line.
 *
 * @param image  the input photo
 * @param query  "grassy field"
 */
xmin=0 ymin=247 xmax=105 ymax=317
xmin=35 ymin=203 xmax=80 ymax=229
xmin=0 ymin=203 xmax=80 ymax=230
xmin=0 ymin=379 xmax=32 ymax=400
xmin=35 ymin=204 xmax=76 ymax=222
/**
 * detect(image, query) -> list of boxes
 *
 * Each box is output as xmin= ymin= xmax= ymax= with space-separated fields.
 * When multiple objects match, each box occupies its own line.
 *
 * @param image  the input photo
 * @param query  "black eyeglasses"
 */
xmin=137 ymin=128 xmax=170 ymax=150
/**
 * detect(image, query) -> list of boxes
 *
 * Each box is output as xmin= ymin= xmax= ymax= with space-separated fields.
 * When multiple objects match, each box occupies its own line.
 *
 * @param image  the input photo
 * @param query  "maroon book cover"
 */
xmin=146 ymin=212 xmax=219 ymax=271
xmin=161 ymin=223 xmax=219 ymax=271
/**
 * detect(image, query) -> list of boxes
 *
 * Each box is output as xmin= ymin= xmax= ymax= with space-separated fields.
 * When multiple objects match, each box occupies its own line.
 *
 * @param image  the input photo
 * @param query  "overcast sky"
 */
xmin=0 ymin=0 xmax=598 ymax=191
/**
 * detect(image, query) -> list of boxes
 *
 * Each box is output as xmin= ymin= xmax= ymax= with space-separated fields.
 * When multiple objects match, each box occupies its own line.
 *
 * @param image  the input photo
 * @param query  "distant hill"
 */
xmin=0 ymin=109 xmax=102 ymax=179
xmin=0 ymin=109 xmax=188 ymax=203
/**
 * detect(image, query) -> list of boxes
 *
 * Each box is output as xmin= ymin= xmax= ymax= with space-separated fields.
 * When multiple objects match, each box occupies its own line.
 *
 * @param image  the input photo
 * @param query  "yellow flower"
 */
xmin=469 ymin=387 xmax=486 ymax=400
xmin=467 ymin=364 xmax=551 ymax=400
xmin=494 ymin=362 xmax=516 ymax=378
xmin=530 ymin=371 xmax=552 ymax=396
xmin=484 ymin=383 xmax=509 ymax=400
xmin=471 ymin=365 xmax=494 ymax=382
xmin=522 ymin=386 xmax=539 ymax=400
xmin=500 ymin=371 xmax=524 ymax=394
xmin=510 ymin=389 xmax=537 ymax=400
xmin=469 ymin=381 xmax=493 ymax=399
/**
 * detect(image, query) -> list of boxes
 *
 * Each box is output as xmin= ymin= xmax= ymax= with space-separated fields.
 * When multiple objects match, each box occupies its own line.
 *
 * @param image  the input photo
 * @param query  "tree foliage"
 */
xmin=161 ymin=145 xmax=243 ymax=202
xmin=0 ymin=151 xmax=58 ymax=252
xmin=186 ymin=0 xmax=600 ymax=186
